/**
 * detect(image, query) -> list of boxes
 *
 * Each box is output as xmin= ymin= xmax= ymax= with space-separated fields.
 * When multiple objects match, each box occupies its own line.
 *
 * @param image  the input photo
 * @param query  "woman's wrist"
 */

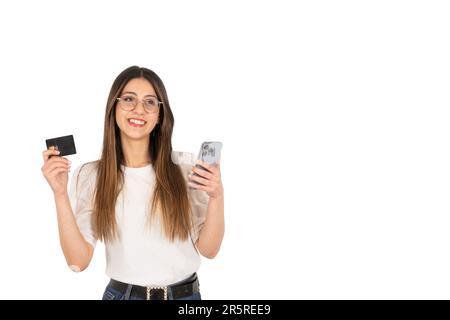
xmin=53 ymin=190 xmax=68 ymax=200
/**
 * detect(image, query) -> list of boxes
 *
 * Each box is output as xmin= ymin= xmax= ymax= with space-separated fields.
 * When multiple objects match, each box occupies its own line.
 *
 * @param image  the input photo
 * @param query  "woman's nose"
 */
xmin=134 ymin=99 xmax=147 ymax=113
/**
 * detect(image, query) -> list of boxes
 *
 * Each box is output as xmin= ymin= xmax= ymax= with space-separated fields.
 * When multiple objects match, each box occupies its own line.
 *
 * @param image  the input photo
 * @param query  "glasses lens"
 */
xmin=120 ymin=95 xmax=137 ymax=110
xmin=144 ymin=97 xmax=160 ymax=113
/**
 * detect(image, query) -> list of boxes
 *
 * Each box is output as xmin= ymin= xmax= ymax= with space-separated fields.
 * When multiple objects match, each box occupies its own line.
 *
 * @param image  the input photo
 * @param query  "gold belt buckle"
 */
xmin=146 ymin=285 xmax=168 ymax=300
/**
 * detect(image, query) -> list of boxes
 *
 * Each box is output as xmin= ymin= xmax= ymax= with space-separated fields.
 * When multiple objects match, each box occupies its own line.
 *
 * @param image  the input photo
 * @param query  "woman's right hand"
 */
xmin=41 ymin=147 xmax=71 ymax=196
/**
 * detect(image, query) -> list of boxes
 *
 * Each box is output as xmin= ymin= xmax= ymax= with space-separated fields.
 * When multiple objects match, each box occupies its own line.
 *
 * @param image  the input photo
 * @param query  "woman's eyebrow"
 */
xmin=122 ymin=91 xmax=157 ymax=98
xmin=121 ymin=91 xmax=137 ymax=96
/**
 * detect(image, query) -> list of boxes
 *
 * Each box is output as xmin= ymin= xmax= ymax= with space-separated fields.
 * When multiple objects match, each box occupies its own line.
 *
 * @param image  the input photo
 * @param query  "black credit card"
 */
xmin=45 ymin=135 xmax=77 ymax=156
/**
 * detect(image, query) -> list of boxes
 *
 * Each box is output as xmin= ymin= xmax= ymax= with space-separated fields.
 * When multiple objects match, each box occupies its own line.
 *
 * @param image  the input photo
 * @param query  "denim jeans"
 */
xmin=102 ymin=284 xmax=202 ymax=300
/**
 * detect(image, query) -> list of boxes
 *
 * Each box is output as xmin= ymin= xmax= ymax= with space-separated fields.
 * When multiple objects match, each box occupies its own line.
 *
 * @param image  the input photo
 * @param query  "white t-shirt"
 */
xmin=68 ymin=151 xmax=209 ymax=286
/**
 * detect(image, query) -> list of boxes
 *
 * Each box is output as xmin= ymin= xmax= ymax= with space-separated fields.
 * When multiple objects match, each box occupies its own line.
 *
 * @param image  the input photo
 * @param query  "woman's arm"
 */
xmin=196 ymin=195 xmax=225 ymax=259
xmin=42 ymin=148 xmax=94 ymax=271
xmin=54 ymin=192 xmax=94 ymax=271
xmin=189 ymin=159 xmax=225 ymax=259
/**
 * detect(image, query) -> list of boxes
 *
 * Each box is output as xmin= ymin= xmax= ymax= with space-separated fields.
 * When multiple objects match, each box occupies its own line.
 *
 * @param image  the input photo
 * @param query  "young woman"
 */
xmin=41 ymin=66 xmax=225 ymax=300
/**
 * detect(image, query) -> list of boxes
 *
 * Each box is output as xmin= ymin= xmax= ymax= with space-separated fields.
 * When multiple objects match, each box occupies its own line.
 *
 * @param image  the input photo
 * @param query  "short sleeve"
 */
xmin=68 ymin=162 xmax=98 ymax=248
xmin=172 ymin=151 xmax=209 ymax=243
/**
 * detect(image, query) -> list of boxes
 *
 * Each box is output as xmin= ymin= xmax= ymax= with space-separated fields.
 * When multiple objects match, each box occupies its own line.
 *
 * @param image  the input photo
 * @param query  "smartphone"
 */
xmin=45 ymin=134 xmax=77 ymax=157
xmin=190 ymin=141 xmax=222 ymax=187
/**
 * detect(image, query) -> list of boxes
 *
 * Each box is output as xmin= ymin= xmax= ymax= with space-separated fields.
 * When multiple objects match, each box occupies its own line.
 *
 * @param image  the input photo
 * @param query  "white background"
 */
xmin=0 ymin=0 xmax=449 ymax=299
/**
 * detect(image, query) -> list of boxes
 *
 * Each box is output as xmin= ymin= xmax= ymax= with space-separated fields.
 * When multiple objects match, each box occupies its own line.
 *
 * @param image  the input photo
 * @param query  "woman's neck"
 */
xmin=121 ymin=135 xmax=151 ymax=168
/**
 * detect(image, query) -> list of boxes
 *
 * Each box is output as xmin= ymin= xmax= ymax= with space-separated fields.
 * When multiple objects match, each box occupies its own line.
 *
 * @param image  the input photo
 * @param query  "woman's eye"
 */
xmin=124 ymin=97 xmax=134 ymax=102
xmin=145 ymin=99 xmax=156 ymax=106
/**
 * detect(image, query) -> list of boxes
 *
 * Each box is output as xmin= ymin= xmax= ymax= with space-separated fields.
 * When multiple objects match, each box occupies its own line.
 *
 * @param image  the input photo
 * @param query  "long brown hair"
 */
xmin=86 ymin=66 xmax=192 ymax=243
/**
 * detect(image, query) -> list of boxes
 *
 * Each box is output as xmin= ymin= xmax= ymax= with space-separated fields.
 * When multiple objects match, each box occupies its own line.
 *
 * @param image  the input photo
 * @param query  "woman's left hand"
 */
xmin=188 ymin=160 xmax=224 ymax=199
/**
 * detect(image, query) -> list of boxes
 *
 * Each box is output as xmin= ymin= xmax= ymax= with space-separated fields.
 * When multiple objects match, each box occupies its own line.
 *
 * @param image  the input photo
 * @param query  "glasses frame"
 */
xmin=116 ymin=94 xmax=163 ymax=114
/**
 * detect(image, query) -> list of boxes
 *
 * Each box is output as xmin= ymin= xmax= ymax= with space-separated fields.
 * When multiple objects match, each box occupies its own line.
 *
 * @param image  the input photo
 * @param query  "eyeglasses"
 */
xmin=116 ymin=94 xmax=162 ymax=113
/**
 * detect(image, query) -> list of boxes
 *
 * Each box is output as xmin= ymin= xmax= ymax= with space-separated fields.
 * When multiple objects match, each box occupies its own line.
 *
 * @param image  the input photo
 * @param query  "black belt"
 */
xmin=108 ymin=273 xmax=199 ymax=300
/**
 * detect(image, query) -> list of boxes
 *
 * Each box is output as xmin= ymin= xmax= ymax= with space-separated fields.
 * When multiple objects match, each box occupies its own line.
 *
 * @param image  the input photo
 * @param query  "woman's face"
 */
xmin=115 ymin=77 xmax=160 ymax=141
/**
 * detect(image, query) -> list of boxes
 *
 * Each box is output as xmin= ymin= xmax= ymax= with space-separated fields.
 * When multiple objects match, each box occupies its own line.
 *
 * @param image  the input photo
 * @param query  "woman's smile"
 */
xmin=127 ymin=118 xmax=147 ymax=127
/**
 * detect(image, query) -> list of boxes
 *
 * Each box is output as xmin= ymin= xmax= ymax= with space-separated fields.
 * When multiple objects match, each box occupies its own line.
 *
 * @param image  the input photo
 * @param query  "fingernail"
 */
xmin=56 ymin=150 xmax=60 ymax=154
